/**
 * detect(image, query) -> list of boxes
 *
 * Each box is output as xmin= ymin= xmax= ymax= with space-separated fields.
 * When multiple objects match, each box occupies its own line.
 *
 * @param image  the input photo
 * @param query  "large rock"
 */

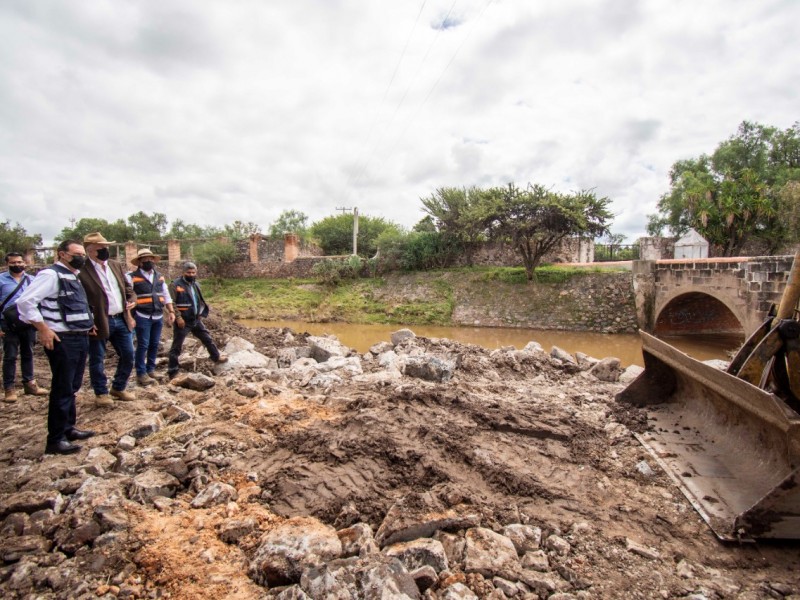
xmin=249 ymin=516 xmax=343 ymax=587
xmin=128 ymin=413 xmax=165 ymax=439
xmin=463 ymin=527 xmax=521 ymax=580
xmin=215 ymin=336 xmax=275 ymax=374
xmin=308 ymin=336 xmax=350 ymax=362
xmin=550 ymin=346 xmax=576 ymax=365
xmin=402 ymin=355 xmax=457 ymax=383
xmin=0 ymin=490 xmax=66 ymax=518
xmin=391 ymin=329 xmax=416 ymax=346
xmin=503 ymin=524 xmax=542 ymax=554
xmin=338 ymin=522 xmax=379 ymax=558
xmin=171 ymin=372 xmax=216 ymax=391
xmin=589 ymin=357 xmax=623 ymax=382
xmin=190 ymin=482 xmax=238 ymax=509
xmin=375 ymin=492 xmax=480 ymax=547
xmin=383 ymin=538 xmax=449 ymax=573
xmin=128 ymin=469 xmax=181 ymax=504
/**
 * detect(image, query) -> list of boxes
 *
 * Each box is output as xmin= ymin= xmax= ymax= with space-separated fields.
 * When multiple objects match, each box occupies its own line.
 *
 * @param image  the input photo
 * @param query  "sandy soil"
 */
xmin=0 ymin=316 xmax=799 ymax=599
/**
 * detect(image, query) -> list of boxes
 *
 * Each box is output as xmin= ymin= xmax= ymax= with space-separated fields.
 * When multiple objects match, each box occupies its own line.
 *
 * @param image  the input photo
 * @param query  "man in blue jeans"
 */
xmin=78 ymin=233 xmax=137 ymax=406
xmin=16 ymin=239 xmax=96 ymax=455
xmin=127 ymin=248 xmax=175 ymax=386
xmin=1 ymin=252 xmax=49 ymax=401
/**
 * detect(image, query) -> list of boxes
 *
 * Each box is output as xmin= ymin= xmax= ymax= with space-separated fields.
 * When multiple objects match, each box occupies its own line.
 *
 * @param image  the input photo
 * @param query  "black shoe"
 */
xmin=66 ymin=428 xmax=96 ymax=441
xmin=44 ymin=440 xmax=82 ymax=455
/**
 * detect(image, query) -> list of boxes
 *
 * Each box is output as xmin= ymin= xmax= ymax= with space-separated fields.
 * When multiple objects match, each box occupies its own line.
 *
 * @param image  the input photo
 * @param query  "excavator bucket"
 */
xmin=617 ymin=332 xmax=800 ymax=540
xmin=617 ymin=251 xmax=800 ymax=541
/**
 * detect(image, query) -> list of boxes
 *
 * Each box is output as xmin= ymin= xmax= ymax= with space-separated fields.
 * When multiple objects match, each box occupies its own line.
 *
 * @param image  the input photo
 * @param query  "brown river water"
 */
xmin=238 ymin=320 xmax=743 ymax=368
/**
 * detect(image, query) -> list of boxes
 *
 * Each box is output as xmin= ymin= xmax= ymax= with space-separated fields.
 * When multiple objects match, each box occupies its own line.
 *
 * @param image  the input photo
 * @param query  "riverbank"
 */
xmin=205 ymin=266 xmax=638 ymax=333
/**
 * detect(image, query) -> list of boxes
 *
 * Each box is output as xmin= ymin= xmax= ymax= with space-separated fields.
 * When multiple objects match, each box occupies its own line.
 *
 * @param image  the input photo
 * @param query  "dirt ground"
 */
xmin=1 ymin=316 xmax=799 ymax=599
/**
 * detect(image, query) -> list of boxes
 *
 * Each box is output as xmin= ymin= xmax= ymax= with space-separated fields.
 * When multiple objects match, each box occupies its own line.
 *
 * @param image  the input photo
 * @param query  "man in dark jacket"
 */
xmin=78 ymin=232 xmax=137 ymax=406
xmin=167 ymin=262 xmax=228 ymax=379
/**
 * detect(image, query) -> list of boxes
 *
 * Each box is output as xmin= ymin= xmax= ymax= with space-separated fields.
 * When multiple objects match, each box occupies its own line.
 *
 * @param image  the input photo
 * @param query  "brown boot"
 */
xmin=95 ymin=394 xmax=114 ymax=407
xmin=110 ymin=389 xmax=135 ymax=402
xmin=136 ymin=374 xmax=154 ymax=387
xmin=23 ymin=381 xmax=49 ymax=396
xmin=3 ymin=388 xmax=17 ymax=403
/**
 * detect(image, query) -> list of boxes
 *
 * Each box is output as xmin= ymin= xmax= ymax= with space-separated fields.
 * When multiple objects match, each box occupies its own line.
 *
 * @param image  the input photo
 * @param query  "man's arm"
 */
xmin=16 ymin=269 xmax=59 ymax=350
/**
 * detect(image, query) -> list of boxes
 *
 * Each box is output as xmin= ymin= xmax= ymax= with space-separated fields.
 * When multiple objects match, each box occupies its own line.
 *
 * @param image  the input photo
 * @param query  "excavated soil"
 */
xmin=1 ymin=316 xmax=799 ymax=599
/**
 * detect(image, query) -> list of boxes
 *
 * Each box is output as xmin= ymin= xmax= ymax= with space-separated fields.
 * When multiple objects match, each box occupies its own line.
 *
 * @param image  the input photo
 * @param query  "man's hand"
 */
xmin=166 ymin=312 xmax=176 ymax=326
xmin=126 ymin=301 xmax=136 ymax=311
xmin=38 ymin=327 xmax=58 ymax=350
xmin=175 ymin=315 xmax=185 ymax=329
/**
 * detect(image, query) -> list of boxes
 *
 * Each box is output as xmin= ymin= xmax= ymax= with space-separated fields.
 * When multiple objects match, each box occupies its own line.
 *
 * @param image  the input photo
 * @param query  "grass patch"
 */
xmin=204 ymin=278 xmax=324 ymax=320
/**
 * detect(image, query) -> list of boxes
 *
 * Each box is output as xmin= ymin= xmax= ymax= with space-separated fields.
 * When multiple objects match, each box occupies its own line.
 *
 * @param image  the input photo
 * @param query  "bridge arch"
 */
xmin=654 ymin=288 xmax=746 ymax=336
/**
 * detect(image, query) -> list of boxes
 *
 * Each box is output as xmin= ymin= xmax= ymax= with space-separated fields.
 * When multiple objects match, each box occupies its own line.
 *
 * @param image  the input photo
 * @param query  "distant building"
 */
xmin=674 ymin=228 xmax=709 ymax=259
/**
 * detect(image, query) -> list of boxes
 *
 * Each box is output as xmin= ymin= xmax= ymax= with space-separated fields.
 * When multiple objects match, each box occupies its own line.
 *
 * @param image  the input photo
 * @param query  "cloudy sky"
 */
xmin=1 ymin=0 xmax=798 ymax=243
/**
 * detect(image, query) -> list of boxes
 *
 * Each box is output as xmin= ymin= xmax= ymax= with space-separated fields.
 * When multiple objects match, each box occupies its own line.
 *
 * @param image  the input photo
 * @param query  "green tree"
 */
xmin=0 ymin=221 xmax=43 ymax=257
xmin=484 ymin=183 xmax=612 ymax=280
xmin=192 ymin=239 xmax=237 ymax=280
xmin=127 ymin=212 xmax=168 ymax=241
xmin=420 ymin=186 xmax=485 ymax=265
xmin=648 ymin=121 xmax=800 ymax=255
xmin=167 ymin=219 xmax=221 ymax=239
xmin=268 ymin=210 xmax=309 ymax=240
xmin=223 ymin=220 xmax=261 ymax=241
xmin=310 ymin=213 xmax=401 ymax=257
xmin=56 ymin=218 xmax=133 ymax=243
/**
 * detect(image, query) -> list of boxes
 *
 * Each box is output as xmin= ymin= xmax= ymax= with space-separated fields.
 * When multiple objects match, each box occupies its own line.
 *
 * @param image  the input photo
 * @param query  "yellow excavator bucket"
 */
xmin=617 ymin=251 xmax=800 ymax=541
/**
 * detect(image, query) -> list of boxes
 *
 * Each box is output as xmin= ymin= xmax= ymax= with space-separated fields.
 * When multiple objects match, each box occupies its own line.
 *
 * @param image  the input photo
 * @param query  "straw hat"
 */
xmin=131 ymin=248 xmax=160 ymax=266
xmin=83 ymin=232 xmax=116 ymax=245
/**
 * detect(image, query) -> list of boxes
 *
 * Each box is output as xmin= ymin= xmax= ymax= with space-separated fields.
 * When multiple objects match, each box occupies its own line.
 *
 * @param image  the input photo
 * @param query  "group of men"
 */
xmin=0 ymin=233 xmax=228 ymax=455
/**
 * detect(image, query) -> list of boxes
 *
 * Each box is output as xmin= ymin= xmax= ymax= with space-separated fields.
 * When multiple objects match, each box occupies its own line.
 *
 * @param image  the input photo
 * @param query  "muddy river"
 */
xmin=238 ymin=319 xmax=743 ymax=367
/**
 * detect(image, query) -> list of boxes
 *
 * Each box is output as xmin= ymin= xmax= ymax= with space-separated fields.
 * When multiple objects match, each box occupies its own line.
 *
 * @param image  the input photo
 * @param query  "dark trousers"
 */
xmin=134 ymin=313 xmax=164 ymax=376
xmin=167 ymin=319 xmax=220 ymax=376
xmin=2 ymin=327 xmax=37 ymax=389
xmin=44 ymin=334 xmax=88 ymax=444
xmin=88 ymin=315 xmax=134 ymax=395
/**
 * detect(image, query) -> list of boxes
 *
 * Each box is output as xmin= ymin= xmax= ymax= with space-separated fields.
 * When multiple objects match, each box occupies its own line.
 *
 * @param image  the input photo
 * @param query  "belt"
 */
xmin=108 ymin=313 xmax=123 ymax=319
xmin=58 ymin=331 xmax=89 ymax=337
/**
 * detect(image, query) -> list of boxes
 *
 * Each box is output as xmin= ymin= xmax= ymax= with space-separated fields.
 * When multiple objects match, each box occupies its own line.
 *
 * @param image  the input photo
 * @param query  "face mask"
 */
xmin=9 ymin=265 xmax=25 ymax=274
xmin=141 ymin=261 xmax=154 ymax=271
xmin=68 ymin=255 xmax=86 ymax=269
xmin=96 ymin=248 xmax=110 ymax=261
xmin=184 ymin=276 xmax=195 ymax=283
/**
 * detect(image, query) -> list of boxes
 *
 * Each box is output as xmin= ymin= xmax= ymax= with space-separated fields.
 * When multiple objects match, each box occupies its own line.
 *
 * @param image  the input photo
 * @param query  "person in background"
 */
xmin=167 ymin=261 xmax=227 ymax=379
xmin=79 ymin=233 xmax=137 ymax=407
xmin=15 ymin=240 xmax=96 ymax=455
xmin=1 ymin=252 xmax=49 ymax=401
xmin=127 ymin=248 xmax=175 ymax=386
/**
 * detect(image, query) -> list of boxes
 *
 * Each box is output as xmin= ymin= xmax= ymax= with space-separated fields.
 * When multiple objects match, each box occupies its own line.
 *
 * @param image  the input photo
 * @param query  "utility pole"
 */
xmin=335 ymin=206 xmax=359 ymax=256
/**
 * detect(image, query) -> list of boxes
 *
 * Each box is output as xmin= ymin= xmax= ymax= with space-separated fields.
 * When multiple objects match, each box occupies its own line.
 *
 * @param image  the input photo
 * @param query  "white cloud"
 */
xmin=0 ymin=0 xmax=798 ymax=243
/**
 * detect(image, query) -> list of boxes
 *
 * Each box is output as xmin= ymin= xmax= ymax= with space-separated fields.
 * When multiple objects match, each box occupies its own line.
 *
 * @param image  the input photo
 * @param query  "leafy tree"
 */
xmin=127 ymin=212 xmax=168 ymax=241
xmin=56 ymin=218 xmax=134 ymax=244
xmin=310 ymin=213 xmax=401 ymax=257
xmin=268 ymin=210 xmax=309 ymax=240
xmin=0 ymin=221 xmax=43 ymax=258
xmin=420 ymin=186 xmax=485 ymax=265
xmin=483 ymin=183 xmax=612 ymax=280
xmin=167 ymin=219 xmax=221 ymax=239
xmin=192 ymin=239 xmax=237 ymax=279
xmin=223 ymin=220 xmax=261 ymax=240
xmin=647 ymin=121 xmax=800 ymax=255
xmin=412 ymin=215 xmax=437 ymax=233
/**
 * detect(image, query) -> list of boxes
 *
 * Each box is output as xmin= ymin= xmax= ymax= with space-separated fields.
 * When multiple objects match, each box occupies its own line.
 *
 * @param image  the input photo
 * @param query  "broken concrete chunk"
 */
xmin=503 ymin=523 xmax=542 ymax=554
xmin=171 ymin=373 xmax=216 ymax=391
xmin=249 ymin=516 xmax=343 ymax=587
xmin=463 ymin=527 xmax=521 ymax=580
xmin=190 ymin=482 xmax=238 ymax=509
xmin=391 ymin=329 xmax=416 ymax=346
xmin=128 ymin=469 xmax=181 ymax=504
xmin=375 ymin=492 xmax=480 ymax=547
xmin=128 ymin=412 xmax=165 ymax=439
xmin=383 ymin=537 xmax=449 ymax=573
xmin=589 ymin=357 xmax=623 ymax=382
xmin=402 ymin=355 xmax=457 ymax=383
xmin=0 ymin=490 xmax=65 ymax=518
xmin=308 ymin=336 xmax=350 ymax=362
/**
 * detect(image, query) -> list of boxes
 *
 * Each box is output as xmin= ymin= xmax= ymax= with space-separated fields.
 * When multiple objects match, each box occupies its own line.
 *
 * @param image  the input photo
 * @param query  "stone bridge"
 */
xmin=631 ymin=255 xmax=796 ymax=337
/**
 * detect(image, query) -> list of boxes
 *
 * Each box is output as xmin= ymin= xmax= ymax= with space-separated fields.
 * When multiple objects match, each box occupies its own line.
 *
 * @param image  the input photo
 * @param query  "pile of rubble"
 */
xmin=0 ymin=319 xmax=798 ymax=599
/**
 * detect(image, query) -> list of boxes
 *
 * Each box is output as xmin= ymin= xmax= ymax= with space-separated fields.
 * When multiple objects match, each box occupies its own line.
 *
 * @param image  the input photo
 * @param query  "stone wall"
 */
xmin=458 ymin=237 xmax=594 ymax=267
xmin=447 ymin=270 xmax=637 ymax=333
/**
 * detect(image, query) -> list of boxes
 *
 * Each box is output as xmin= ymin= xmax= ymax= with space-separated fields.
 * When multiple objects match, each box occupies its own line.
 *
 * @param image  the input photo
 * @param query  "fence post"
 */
xmin=284 ymin=233 xmax=299 ymax=263
xmin=167 ymin=239 xmax=181 ymax=265
xmin=124 ymin=241 xmax=138 ymax=270
xmin=249 ymin=233 xmax=261 ymax=264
